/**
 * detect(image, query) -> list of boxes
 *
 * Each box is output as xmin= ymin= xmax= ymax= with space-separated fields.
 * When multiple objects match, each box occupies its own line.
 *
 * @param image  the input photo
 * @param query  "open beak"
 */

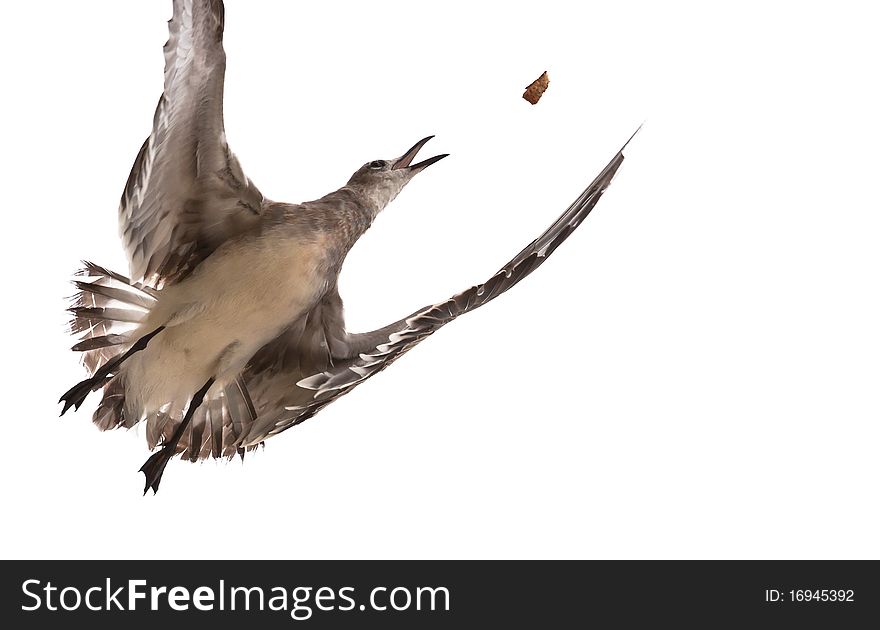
xmin=393 ymin=135 xmax=449 ymax=171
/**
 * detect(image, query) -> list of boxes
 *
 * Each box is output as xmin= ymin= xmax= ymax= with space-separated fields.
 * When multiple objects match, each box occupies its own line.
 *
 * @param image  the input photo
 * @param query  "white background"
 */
xmin=0 ymin=1 xmax=878 ymax=559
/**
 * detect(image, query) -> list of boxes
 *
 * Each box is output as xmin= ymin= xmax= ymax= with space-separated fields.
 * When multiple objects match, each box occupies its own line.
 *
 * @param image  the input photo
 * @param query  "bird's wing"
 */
xmin=120 ymin=0 xmax=263 ymax=287
xmin=235 ymin=133 xmax=637 ymax=448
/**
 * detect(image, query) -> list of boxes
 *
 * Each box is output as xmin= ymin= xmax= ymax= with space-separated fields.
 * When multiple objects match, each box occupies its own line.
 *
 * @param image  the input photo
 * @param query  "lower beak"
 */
xmin=393 ymin=136 xmax=449 ymax=171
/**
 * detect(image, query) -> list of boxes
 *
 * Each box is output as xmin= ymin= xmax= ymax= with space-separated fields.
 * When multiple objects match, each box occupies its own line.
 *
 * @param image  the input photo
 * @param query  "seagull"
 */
xmin=60 ymin=0 xmax=637 ymax=493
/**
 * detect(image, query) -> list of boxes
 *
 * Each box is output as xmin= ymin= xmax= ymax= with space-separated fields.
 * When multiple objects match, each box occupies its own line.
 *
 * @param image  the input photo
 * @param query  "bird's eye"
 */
xmin=369 ymin=160 xmax=387 ymax=169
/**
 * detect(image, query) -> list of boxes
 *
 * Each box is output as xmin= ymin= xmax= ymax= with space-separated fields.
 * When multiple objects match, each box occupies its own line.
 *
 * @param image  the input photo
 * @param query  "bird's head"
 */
xmin=345 ymin=136 xmax=448 ymax=215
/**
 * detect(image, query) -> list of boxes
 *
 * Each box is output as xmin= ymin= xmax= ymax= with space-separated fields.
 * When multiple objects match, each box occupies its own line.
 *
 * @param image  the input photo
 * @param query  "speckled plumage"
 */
xmin=61 ymin=0 xmax=635 ymax=491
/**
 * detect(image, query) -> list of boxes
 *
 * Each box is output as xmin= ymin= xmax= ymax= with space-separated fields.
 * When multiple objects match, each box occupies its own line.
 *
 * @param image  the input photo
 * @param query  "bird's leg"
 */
xmin=139 ymin=377 xmax=215 ymax=495
xmin=59 ymin=326 xmax=166 ymax=415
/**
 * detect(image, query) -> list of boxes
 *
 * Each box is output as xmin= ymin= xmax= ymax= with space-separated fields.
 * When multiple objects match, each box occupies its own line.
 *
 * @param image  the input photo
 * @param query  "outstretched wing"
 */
xmin=235 ymin=132 xmax=638 ymax=448
xmin=120 ymin=0 xmax=264 ymax=287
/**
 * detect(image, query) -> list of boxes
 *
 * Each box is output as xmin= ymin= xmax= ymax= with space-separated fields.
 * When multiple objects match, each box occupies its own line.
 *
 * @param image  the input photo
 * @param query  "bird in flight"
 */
xmin=60 ymin=0 xmax=637 ymax=493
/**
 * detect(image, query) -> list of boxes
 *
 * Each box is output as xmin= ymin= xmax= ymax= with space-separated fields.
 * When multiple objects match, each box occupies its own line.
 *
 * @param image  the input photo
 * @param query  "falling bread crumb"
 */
xmin=523 ymin=71 xmax=549 ymax=104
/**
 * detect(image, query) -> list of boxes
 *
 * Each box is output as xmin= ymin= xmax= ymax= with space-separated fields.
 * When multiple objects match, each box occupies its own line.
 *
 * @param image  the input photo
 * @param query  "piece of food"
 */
xmin=523 ymin=71 xmax=549 ymax=104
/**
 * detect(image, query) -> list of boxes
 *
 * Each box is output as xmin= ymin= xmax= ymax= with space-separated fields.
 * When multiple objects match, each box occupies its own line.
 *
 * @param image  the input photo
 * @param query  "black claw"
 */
xmin=136 ymin=376 xmax=215 ymax=495
xmin=139 ymin=449 xmax=173 ymax=495
xmin=60 ymin=326 xmax=167 ymax=416
xmin=59 ymin=377 xmax=99 ymax=416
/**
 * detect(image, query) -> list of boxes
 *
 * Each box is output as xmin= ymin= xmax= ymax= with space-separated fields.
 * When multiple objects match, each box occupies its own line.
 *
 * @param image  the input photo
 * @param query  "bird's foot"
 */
xmin=137 ymin=376 xmax=215 ymax=495
xmin=138 ymin=445 xmax=178 ymax=495
xmin=58 ymin=375 xmax=100 ymax=416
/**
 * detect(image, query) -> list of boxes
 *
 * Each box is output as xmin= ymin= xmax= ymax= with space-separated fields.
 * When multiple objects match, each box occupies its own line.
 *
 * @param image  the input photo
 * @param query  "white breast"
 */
xmin=123 ymin=233 xmax=328 ymax=419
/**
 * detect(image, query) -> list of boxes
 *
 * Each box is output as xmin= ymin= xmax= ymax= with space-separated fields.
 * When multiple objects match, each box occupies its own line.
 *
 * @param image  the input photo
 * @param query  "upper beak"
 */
xmin=393 ymin=135 xmax=449 ymax=171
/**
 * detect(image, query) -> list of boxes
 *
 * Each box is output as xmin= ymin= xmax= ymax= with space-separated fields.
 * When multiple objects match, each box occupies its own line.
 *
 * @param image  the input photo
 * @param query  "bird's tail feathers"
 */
xmin=66 ymin=262 xmax=158 ymax=429
xmin=67 ymin=261 xmax=158 ymax=376
xmin=66 ymin=262 xmax=259 ymax=459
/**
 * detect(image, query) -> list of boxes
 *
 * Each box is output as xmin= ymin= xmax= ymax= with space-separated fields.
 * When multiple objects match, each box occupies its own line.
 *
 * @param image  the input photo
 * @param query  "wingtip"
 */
xmin=620 ymin=123 xmax=644 ymax=154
